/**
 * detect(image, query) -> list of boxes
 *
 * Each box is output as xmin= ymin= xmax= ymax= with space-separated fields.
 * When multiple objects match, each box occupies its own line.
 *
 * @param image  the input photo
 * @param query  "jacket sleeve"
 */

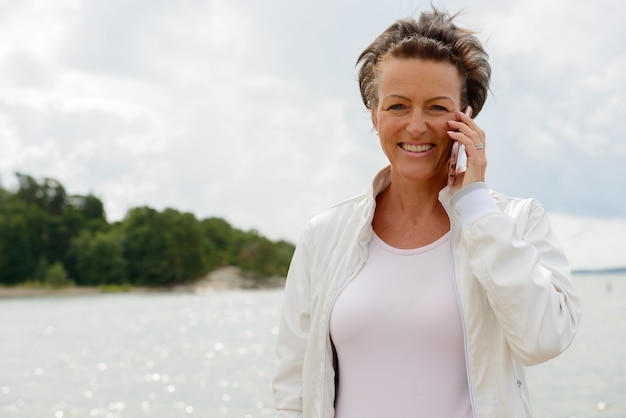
xmin=272 ymin=225 xmax=312 ymax=418
xmin=451 ymin=183 xmax=582 ymax=366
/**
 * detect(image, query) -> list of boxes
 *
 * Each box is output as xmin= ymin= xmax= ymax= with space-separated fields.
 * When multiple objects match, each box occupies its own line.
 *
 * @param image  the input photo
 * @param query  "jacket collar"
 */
xmin=369 ymin=166 xmax=392 ymax=201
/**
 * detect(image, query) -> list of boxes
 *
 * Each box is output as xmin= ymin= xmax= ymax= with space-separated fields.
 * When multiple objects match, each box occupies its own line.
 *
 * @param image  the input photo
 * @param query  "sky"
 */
xmin=0 ymin=0 xmax=625 ymax=270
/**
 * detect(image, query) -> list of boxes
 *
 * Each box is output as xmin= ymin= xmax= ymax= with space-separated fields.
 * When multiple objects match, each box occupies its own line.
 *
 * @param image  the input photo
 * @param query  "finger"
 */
xmin=472 ymin=142 xmax=485 ymax=151
xmin=446 ymin=128 xmax=480 ymax=150
xmin=456 ymin=109 xmax=482 ymax=133
xmin=448 ymin=119 xmax=486 ymax=149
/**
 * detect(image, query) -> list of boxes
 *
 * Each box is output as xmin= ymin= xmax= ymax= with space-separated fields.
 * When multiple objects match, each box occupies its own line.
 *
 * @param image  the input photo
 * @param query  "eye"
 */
xmin=387 ymin=103 xmax=407 ymax=111
xmin=430 ymin=104 xmax=450 ymax=112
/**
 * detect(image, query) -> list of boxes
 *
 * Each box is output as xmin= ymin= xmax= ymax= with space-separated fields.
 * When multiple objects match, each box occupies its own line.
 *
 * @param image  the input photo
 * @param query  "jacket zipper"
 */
xmin=442 ymin=196 xmax=479 ymax=418
xmin=450 ymin=239 xmax=479 ymax=418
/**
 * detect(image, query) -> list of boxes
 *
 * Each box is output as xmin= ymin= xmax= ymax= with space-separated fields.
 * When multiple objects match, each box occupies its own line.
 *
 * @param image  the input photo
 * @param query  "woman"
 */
xmin=273 ymin=8 xmax=581 ymax=418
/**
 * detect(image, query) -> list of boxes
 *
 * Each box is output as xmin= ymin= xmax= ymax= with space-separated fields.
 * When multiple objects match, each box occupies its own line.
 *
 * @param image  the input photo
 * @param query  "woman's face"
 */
xmin=371 ymin=58 xmax=463 ymax=186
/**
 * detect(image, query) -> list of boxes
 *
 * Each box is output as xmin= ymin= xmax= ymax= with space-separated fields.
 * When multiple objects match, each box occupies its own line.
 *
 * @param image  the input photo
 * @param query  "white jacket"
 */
xmin=273 ymin=167 xmax=582 ymax=418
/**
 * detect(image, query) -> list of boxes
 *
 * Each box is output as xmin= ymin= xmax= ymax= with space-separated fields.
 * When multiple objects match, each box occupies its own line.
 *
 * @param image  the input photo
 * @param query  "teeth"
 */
xmin=401 ymin=143 xmax=433 ymax=153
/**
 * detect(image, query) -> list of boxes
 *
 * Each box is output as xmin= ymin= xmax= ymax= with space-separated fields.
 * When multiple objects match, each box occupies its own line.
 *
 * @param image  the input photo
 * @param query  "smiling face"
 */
xmin=371 ymin=58 xmax=463 ymax=186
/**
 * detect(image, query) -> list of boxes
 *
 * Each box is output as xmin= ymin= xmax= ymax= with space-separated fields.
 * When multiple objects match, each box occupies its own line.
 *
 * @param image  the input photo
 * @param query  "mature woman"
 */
xmin=273 ymin=8 xmax=581 ymax=418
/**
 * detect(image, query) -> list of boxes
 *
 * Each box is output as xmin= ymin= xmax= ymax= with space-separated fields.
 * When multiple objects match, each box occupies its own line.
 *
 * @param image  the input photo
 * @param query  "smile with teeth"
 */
xmin=400 ymin=143 xmax=433 ymax=153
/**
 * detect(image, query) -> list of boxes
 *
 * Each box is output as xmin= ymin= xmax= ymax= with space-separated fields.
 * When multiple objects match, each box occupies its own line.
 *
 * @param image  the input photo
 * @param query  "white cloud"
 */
xmin=0 ymin=0 xmax=78 ymax=59
xmin=0 ymin=115 xmax=21 ymax=171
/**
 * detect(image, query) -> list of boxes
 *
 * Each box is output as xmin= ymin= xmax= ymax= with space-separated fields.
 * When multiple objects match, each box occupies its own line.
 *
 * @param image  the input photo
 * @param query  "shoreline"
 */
xmin=0 ymin=286 xmax=150 ymax=299
xmin=0 ymin=266 xmax=286 ymax=299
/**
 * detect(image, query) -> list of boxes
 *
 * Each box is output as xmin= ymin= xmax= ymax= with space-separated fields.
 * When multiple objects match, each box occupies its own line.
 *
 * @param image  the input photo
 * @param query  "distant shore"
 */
xmin=0 ymin=266 xmax=286 ymax=299
xmin=572 ymin=267 xmax=626 ymax=275
xmin=3 ymin=266 xmax=622 ymax=299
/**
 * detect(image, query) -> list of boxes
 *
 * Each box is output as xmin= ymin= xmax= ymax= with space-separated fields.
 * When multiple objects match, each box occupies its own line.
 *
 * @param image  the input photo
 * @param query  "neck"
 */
xmin=379 ymin=171 xmax=447 ymax=217
xmin=372 ymin=170 xmax=450 ymax=248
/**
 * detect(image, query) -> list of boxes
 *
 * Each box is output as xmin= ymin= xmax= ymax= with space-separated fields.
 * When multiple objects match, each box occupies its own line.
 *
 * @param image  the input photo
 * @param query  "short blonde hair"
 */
xmin=357 ymin=8 xmax=491 ymax=116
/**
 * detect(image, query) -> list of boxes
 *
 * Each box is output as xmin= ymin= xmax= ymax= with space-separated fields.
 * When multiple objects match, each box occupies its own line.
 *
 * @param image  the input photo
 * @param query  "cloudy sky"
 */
xmin=1 ymin=0 xmax=625 ymax=270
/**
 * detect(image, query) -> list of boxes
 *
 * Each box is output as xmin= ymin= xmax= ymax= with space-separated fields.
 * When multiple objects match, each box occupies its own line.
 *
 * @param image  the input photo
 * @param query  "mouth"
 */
xmin=400 ymin=143 xmax=434 ymax=153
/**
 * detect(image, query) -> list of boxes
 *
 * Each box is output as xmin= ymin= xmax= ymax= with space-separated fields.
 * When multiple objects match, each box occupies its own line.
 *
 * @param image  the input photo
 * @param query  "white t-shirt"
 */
xmin=330 ymin=232 xmax=473 ymax=418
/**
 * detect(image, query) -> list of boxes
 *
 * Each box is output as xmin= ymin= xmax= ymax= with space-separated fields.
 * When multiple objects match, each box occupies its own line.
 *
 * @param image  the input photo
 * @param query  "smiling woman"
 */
xmin=272 ymin=7 xmax=582 ymax=418
xmin=372 ymin=59 xmax=462 ymax=201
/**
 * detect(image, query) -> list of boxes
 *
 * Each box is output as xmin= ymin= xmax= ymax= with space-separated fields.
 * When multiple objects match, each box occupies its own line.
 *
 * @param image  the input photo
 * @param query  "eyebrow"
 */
xmin=427 ymin=96 xmax=455 ymax=103
xmin=381 ymin=94 xmax=455 ymax=103
xmin=381 ymin=94 xmax=409 ymax=101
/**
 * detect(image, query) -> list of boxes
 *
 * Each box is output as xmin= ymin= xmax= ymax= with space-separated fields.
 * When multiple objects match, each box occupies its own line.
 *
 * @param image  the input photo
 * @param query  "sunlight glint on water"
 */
xmin=0 ymin=274 xmax=625 ymax=417
xmin=0 ymin=289 xmax=280 ymax=417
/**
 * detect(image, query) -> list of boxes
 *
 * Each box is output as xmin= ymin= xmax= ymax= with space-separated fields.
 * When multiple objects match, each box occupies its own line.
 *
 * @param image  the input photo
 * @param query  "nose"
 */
xmin=406 ymin=109 xmax=427 ymax=136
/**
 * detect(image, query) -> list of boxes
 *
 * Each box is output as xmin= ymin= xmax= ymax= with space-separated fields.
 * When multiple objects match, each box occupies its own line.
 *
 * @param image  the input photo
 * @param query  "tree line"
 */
xmin=0 ymin=173 xmax=295 ymax=288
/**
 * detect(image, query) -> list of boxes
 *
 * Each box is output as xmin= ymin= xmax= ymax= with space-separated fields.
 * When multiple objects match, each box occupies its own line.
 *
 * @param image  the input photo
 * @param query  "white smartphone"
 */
xmin=447 ymin=106 xmax=472 ymax=186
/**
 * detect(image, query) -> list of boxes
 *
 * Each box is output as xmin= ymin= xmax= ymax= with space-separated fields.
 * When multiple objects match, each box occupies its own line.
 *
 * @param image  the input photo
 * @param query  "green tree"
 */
xmin=69 ymin=229 xmax=127 ymax=285
xmin=13 ymin=174 xmax=74 ymax=268
xmin=0 ymin=211 xmax=36 ymax=284
xmin=122 ymin=207 xmax=168 ymax=285
xmin=271 ymin=239 xmax=296 ymax=277
xmin=122 ymin=207 xmax=206 ymax=286
xmin=16 ymin=174 xmax=67 ymax=215
xmin=44 ymin=262 xmax=73 ymax=288
xmin=10 ymin=174 xmax=108 ymax=277
xmin=236 ymin=234 xmax=295 ymax=278
xmin=0 ymin=171 xmax=295 ymax=288
xmin=201 ymin=217 xmax=234 ymax=270
xmin=67 ymin=193 xmax=107 ymax=230
xmin=237 ymin=234 xmax=275 ymax=278
xmin=161 ymin=209 xmax=206 ymax=283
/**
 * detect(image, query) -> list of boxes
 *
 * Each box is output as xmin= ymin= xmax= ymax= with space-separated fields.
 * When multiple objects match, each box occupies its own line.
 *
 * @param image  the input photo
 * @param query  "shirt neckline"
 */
xmin=371 ymin=230 xmax=451 ymax=256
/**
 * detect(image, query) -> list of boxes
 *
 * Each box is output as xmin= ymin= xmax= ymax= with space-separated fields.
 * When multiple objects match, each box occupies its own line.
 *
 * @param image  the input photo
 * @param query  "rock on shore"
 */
xmin=192 ymin=266 xmax=286 ymax=291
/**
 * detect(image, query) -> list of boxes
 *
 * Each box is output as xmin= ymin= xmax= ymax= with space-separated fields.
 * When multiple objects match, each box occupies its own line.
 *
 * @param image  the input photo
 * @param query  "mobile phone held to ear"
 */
xmin=448 ymin=140 xmax=460 ymax=186
xmin=447 ymin=106 xmax=472 ymax=186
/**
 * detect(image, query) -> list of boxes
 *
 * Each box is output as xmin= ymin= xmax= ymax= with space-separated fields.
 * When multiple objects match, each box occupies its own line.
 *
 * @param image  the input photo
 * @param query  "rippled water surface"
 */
xmin=0 ymin=274 xmax=624 ymax=417
xmin=0 ymin=289 xmax=280 ymax=417
xmin=527 ymin=273 xmax=626 ymax=417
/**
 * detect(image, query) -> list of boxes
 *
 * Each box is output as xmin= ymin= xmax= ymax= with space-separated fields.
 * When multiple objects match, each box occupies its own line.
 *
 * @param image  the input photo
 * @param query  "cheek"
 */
xmin=377 ymin=133 xmax=397 ymax=160
xmin=443 ymin=138 xmax=454 ymax=158
xmin=433 ymin=116 xmax=452 ymax=131
xmin=435 ymin=114 xmax=456 ymax=137
xmin=436 ymin=120 xmax=455 ymax=156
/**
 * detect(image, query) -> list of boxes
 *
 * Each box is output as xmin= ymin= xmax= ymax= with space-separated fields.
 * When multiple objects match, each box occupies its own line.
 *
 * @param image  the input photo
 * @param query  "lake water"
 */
xmin=0 ymin=273 xmax=624 ymax=418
